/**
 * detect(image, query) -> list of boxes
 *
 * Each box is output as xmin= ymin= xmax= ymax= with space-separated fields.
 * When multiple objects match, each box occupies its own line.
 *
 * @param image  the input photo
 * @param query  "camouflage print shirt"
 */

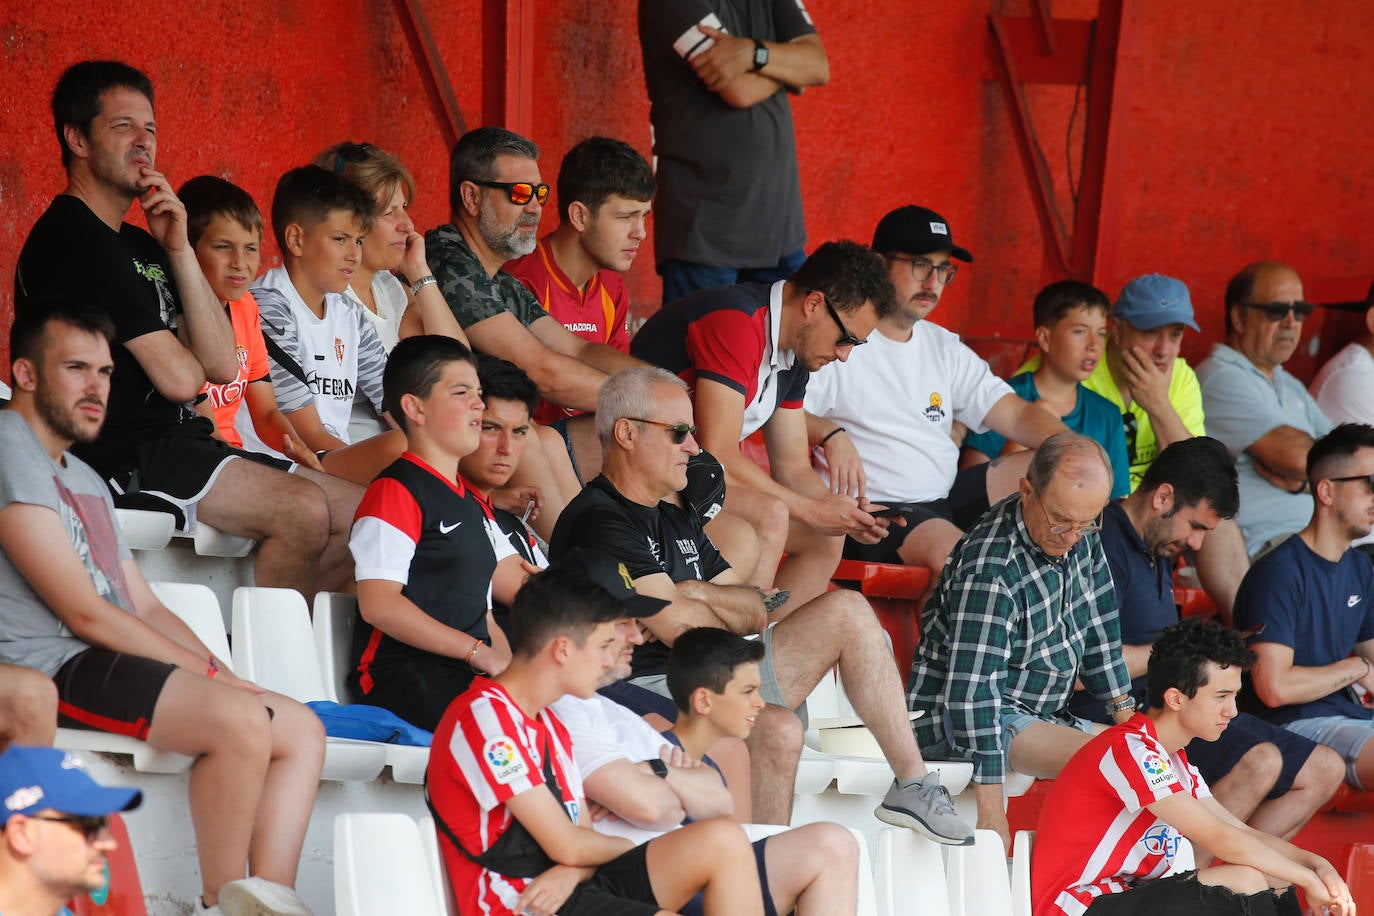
xmin=424 ymin=223 xmax=546 ymax=332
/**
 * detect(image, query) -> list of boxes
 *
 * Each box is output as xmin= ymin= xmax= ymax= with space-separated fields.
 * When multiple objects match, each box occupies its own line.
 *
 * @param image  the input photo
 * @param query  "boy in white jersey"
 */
xmin=1033 ymin=618 xmax=1352 ymax=916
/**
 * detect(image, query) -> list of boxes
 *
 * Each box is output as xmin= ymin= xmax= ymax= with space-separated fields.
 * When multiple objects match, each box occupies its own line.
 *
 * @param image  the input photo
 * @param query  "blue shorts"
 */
xmin=1183 ymin=712 xmax=1319 ymax=799
xmin=919 ymin=706 xmax=1098 ymax=770
xmin=1284 ymin=715 xmax=1374 ymax=790
xmin=680 ymin=837 xmax=775 ymax=916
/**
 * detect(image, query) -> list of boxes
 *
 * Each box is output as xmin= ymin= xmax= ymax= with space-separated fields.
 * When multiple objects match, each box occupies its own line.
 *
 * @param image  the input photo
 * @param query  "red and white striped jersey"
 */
xmin=1032 ymin=713 xmax=1210 ymax=916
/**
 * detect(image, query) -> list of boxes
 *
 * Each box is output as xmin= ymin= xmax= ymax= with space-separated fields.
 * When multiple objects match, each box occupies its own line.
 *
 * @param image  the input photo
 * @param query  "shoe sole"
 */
xmin=874 ymin=803 xmax=975 ymax=846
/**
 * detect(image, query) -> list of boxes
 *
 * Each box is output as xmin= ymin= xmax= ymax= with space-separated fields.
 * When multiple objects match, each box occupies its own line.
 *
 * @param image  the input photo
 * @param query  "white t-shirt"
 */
xmin=550 ymin=693 xmax=674 ymax=846
xmin=345 ymin=271 xmax=409 ymax=353
xmin=1312 ymin=342 xmax=1374 ymax=426
xmin=804 ymin=320 xmax=1014 ymax=503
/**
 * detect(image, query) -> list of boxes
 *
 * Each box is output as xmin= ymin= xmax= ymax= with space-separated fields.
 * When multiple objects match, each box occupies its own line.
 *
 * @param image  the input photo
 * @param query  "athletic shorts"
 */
xmin=109 ymin=422 xmax=292 ymax=532
xmin=54 ymin=649 xmax=176 ymax=740
xmin=1082 ymin=871 xmax=1301 ymax=915
xmin=348 ymin=654 xmax=478 ymax=733
xmin=681 ymin=837 xmax=776 ymax=916
xmin=843 ymin=463 xmax=991 ymax=564
xmin=557 ymin=842 xmax=659 ymax=916
xmin=1184 ymin=712 xmax=1320 ymax=799
xmin=919 ymin=706 xmax=1098 ymax=772
xmin=1284 ymin=715 xmax=1374 ymax=790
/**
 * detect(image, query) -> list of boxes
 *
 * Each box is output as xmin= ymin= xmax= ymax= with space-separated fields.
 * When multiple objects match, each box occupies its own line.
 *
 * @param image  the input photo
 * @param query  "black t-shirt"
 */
xmin=550 ymin=475 xmax=730 ymax=678
xmin=15 ymin=195 xmax=201 ymax=476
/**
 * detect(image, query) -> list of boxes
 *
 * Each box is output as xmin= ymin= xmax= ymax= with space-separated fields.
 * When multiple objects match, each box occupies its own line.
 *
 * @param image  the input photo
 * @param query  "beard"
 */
xmin=478 ymin=203 xmax=538 ymax=260
xmin=36 ymin=386 xmax=102 ymax=444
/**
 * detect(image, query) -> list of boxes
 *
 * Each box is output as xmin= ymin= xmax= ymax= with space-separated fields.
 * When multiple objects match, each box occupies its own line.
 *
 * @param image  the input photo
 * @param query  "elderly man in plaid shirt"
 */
xmin=908 ymin=433 xmax=1135 ymax=850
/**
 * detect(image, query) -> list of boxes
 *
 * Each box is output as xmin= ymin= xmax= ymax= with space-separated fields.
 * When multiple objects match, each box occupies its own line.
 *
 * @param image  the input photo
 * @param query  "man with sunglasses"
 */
xmin=1198 ymin=261 xmax=1332 ymax=557
xmin=630 ymin=240 xmax=899 ymax=606
xmin=907 ymin=433 xmax=1134 ymax=851
xmin=0 ymin=745 xmax=142 ymax=916
xmin=804 ymin=206 xmax=1068 ymax=578
xmin=1235 ymin=423 xmax=1374 ymax=793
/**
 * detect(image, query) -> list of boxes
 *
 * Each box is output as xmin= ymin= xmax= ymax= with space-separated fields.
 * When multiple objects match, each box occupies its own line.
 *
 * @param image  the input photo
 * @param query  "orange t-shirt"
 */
xmin=200 ymin=291 xmax=271 ymax=448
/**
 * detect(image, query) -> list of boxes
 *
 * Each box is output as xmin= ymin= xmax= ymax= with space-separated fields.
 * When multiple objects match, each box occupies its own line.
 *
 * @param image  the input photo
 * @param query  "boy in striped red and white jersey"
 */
xmin=1032 ymin=618 xmax=1353 ymax=916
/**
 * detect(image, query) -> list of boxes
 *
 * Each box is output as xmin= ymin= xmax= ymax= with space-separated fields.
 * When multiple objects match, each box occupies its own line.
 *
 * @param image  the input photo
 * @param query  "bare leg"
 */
xmin=245 ymin=695 xmax=326 ymax=886
xmin=1246 ymin=744 xmax=1343 ymax=841
xmin=710 ymin=488 xmax=788 ymax=594
xmin=775 ymin=518 xmax=843 ymax=608
xmin=565 ymin=414 xmax=603 ymax=483
xmin=506 ymin=425 xmax=581 ymax=540
xmin=704 ymin=510 xmax=760 ymax=587
xmin=196 ymin=459 xmax=330 ymax=597
xmin=763 ymin=823 xmax=858 ymax=916
xmin=1196 ymin=865 xmax=1271 ymax=895
xmin=1351 ymin=734 xmax=1374 ymax=790
xmin=770 ymin=590 xmax=927 ymax=781
xmin=1006 ymin=721 xmax=1098 ymax=778
xmin=294 ymin=467 xmax=365 ymax=594
xmin=983 ymin=450 xmax=1035 ymax=502
xmin=744 ymin=705 xmax=803 ymax=825
xmin=1195 ymin=517 xmax=1249 ymax=626
xmin=704 ymin=736 xmax=753 ymax=823
xmin=645 ymin=819 xmax=763 ymax=916
xmin=1194 ymin=743 xmax=1280 ymax=864
xmin=318 ymin=429 xmax=406 ymax=487
xmin=0 ymin=664 xmax=57 ymax=750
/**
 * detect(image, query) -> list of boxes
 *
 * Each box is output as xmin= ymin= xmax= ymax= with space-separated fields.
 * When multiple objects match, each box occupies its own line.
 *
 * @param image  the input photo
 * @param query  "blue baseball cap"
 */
xmin=1114 ymin=274 xmax=1199 ymax=331
xmin=0 ymin=746 xmax=142 ymax=822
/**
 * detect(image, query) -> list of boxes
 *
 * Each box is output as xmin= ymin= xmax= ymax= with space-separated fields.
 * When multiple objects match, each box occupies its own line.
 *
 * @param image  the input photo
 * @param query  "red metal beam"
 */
xmin=1032 ymin=0 xmax=1057 ymax=54
xmin=392 ymin=0 xmax=468 ymax=152
xmin=1070 ymin=0 xmax=1125 ymax=281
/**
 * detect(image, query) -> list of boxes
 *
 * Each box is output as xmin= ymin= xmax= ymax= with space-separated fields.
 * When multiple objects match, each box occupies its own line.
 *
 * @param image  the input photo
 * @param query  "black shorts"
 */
xmin=1185 ymin=713 xmax=1320 ymax=800
xmin=54 ymin=649 xmax=177 ymax=740
xmin=558 ymin=842 xmax=659 ymax=916
xmin=843 ymin=463 xmax=992 ymax=564
xmin=680 ymin=837 xmax=776 ymax=916
xmin=1083 ymin=871 xmax=1300 ymax=915
xmin=110 ymin=422 xmax=292 ymax=530
xmin=548 ymin=417 xmax=584 ymax=485
xmin=348 ymin=654 xmax=477 ymax=733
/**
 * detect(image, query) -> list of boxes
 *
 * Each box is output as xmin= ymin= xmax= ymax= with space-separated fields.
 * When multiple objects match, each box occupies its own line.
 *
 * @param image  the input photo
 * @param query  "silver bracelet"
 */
xmin=410 ymin=275 xmax=437 ymax=297
xmin=1106 ymin=696 xmax=1137 ymax=715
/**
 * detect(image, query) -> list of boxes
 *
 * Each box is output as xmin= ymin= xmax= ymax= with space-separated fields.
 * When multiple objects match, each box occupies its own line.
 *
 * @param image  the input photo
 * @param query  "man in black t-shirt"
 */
xmin=15 ymin=60 xmax=360 ymax=597
xmin=550 ymin=366 xmax=974 ymax=844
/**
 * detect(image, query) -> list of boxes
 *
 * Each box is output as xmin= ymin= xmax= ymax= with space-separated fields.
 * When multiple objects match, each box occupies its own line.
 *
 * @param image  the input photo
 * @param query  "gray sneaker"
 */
xmin=874 ymin=773 xmax=975 ymax=846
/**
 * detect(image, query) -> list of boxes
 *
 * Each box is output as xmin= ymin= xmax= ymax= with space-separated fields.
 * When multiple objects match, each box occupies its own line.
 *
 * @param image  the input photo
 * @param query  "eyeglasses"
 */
xmin=1240 ymin=300 xmax=1315 ymax=323
xmin=331 ymin=142 xmax=378 ymax=174
xmin=821 ymin=295 xmax=867 ymax=348
xmin=1330 ymin=473 xmax=1374 ymax=494
xmin=628 ymin=418 xmax=697 ymax=444
xmin=470 ymin=180 xmax=550 ymax=206
xmin=887 ymin=254 xmax=958 ymax=285
xmin=1030 ymin=489 xmax=1102 ymax=536
xmin=29 ymin=813 xmax=111 ymax=843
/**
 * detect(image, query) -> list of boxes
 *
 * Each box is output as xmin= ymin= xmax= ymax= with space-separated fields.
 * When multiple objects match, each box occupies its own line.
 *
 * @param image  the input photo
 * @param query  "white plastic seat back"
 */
xmin=151 ymin=582 xmax=231 ymax=664
xmin=417 ymin=816 xmax=455 ymax=916
xmin=1011 ymin=830 xmax=1034 ymax=916
xmin=191 ymin=522 xmax=255 ymax=558
xmin=232 ymin=587 xmax=328 ymax=702
xmin=335 ymin=813 xmax=443 ymax=916
xmin=946 ymin=828 xmax=1012 ymax=916
xmin=312 ymin=592 xmax=358 ymax=704
xmin=874 ymin=827 xmax=951 ymax=916
xmin=115 ymin=508 xmax=174 ymax=550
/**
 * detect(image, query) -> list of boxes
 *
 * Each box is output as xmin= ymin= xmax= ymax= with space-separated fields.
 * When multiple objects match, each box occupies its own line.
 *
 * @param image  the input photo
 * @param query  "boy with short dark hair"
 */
xmin=964 ymin=280 xmax=1130 ymax=496
xmin=1033 ymin=618 xmax=1353 ymax=916
xmin=252 ymin=165 xmax=399 ymax=482
xmin=428 ymin=562 xmax=765 ymax=916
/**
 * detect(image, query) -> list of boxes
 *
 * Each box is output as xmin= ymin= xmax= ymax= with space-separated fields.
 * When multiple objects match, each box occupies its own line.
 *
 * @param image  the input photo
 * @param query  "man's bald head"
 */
xmin=1021 ymin=434 xmax=1114 ymax=557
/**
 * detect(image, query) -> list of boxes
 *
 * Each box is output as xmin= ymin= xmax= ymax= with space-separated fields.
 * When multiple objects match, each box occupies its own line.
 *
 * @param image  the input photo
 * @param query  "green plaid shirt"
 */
xmin=425 ymin=224 xmax=546 ymax=330
xmin=908 ymin=494 xmax=1128 ymax=784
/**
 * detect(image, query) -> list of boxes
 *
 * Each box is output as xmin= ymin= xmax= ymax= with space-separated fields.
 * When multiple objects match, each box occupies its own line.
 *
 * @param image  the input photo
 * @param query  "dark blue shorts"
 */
xmin=680 ymin=837 xmax=776 ymax=916
xmin=1184 ymin=712 xmax=1320 ymax=800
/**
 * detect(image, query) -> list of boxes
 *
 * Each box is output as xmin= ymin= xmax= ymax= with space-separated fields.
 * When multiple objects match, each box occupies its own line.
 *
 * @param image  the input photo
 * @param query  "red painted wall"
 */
xmin=2 ymin=0 xmax=1371 ymax=375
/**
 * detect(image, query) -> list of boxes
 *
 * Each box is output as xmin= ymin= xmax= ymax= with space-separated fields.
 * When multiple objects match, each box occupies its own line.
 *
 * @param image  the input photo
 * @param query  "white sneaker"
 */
xmin=218 ymin=877 xmax=312 ymax=916
xmin=195 ymin=897 xmax=225 ymax=916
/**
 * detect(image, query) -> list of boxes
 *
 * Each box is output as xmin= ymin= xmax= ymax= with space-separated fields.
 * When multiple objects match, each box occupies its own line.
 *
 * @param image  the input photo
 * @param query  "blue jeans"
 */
xmin=659 ymin=248 xmax=807 ymax=305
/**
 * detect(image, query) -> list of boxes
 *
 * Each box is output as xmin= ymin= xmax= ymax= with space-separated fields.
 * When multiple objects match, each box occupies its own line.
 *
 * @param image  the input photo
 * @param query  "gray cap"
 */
xmin=1114 ymin=274 xmax=1199 ymax=331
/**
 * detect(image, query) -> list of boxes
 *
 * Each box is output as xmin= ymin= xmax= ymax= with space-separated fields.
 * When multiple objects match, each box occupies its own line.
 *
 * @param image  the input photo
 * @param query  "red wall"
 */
xmin=3 ymin=0 xmax=1371 ymax=373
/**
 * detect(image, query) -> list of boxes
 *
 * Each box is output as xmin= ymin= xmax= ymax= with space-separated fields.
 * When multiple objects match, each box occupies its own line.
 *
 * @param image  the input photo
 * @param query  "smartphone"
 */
xmin=870 ymin=506 xmax=904 ymax=518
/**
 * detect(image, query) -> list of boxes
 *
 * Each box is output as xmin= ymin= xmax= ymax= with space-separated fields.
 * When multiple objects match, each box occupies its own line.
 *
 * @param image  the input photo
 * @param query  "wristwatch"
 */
xmin=750 ymin=40 xmax=769 ymax=73
xmin=647 ymin=758 xmax=670 ymax=779
xmin=1106 ymin=696 xmax=1137 ymax=716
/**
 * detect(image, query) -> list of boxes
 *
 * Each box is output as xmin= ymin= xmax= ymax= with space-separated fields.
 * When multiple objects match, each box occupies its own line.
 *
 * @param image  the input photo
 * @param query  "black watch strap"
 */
xmin=648 ymin=758 xmax=670 ymax=779
xmin=751 ymin=39 xmax=768 ymax=73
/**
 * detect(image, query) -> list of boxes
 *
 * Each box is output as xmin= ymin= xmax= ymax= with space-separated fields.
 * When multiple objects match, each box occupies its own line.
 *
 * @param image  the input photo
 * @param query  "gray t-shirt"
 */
xmin=0 ymin=412 xmax=134 ymax=676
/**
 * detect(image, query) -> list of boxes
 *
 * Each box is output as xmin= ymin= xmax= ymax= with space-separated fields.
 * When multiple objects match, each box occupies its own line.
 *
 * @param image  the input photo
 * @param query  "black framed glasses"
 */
xmin=1330 ymin=473 xmax=1374 ymax=494
xmin=1240 ymin=300 xmax=1315 ymax=323
xmin=29 ymin=813 xmax=111 ymax=843
xmin=471 ymin=180 xmax=550 ymax=206
xmin=887 ymin=254 xmax=958 ymax=285
xmin=1031 ymin=489 xmax=1102 ymax=536
xmin=331 ymin=142 xmax=378 ymax=174
xmin=628 ymin=418 xmax=697 ymax=444
xmin=821 ymin=295 xmax=867 ymax=348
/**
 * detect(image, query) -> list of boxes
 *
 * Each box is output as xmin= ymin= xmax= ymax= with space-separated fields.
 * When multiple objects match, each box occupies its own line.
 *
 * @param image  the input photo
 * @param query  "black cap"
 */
xmin=681 ymin=449 xmax=726 ymax=527
xmin=872 ymin=206 xmax=973 ymax=262
xmin=547 ymin=549 xmax=670 ymax=618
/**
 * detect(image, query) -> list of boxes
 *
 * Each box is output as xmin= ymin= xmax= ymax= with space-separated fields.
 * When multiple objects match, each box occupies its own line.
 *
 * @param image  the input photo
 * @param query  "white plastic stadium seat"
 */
xmin=232 ymin=587 xmax=387 ymax=781
xmin=335 ymin=813 xmax=443 ymax=916
xmin=417 ymin=816 xmax=456 ymax=916
xmin=945 ymin=828 xmax=1013 ymax=916
xmin=1011 ymin=830 xmax=1034 ymax=916
xmin=190 ymin=522 xmax=255 ymax=558
xmin=151 ymin=582 xmax=231 ymax=660
xmin=114 ymin=508 xmax=174 ymax=550
xmin=310 ymin=591 xmax=430 ymax=785
xmin=874 ymin=827 xmax=951 ymax=916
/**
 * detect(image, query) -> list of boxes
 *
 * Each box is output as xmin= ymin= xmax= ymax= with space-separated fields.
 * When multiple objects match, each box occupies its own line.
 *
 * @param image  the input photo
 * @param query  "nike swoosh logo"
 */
xmin=439 ymin=521 xmax=461 ymax=534
xmin=1350 ymin=596 xmax=1362 ymax=608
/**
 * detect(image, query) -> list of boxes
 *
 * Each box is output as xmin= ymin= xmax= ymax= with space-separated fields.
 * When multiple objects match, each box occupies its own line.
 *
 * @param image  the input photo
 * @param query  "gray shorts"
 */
xmin=629 ymin=625 xmax=808 ymax=728
xmin=1284 ymin=715 xmax=1374 ymax=789
xmin=920 ymin=707 xmax=1098 ymax=772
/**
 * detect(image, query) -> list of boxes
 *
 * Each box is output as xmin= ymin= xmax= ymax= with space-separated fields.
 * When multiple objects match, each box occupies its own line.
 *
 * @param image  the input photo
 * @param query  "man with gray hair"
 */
xmin=426 ymin=127 xmax=644 ymax=490
xmin=907 ymin=433 xmax=1134 ymax=850
xmin=550 ymin=366 xmax=975 ymax=845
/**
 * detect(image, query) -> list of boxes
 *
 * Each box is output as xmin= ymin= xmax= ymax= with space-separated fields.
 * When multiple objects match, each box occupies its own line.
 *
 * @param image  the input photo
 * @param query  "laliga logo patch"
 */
xmin=1141 ymin=752 xmax=1175 ymax=788
xmin=1140 ymin=824 xmax=1179 ymax=858
xmin=484 ymin=736 xmax=528 ymax=785
xmin=924 ymin=392 xmax=946 ymax=423
xmin=5 ymin=785 xmax=43 ymax=811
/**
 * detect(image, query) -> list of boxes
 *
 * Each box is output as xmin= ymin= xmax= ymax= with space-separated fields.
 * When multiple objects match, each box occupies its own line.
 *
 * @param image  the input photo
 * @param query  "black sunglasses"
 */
xmin=332 ymin=142 xmax=378 ymax=174
xmin=1330 ymin=473 xmax=1374 ymax=494
xmin=821 ymin=295 xmax=867 ymax=348
xmin=471 ymin=180 xmax=550 ymax=206
xmin=29 ymin=813 xmax=111 ymax=843
xmin=1240 ymin=300 xmax=1315 ymax=323
xmin=628 ymin=418 xmax=697 ymax=444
